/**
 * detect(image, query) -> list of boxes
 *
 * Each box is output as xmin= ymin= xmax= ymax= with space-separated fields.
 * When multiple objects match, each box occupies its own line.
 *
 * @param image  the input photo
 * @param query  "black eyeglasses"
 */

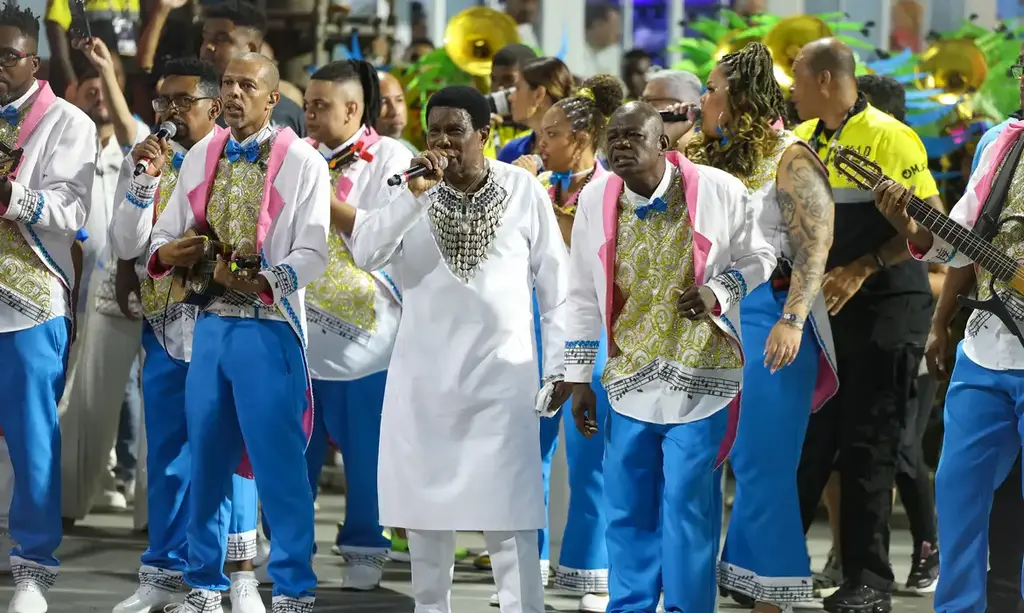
xmin=0 ymin=50 xmax=35 ymax=68
xmin=1010 ymin=64 xmax=1024 ymax=80
xmin=152 ymin=95 xmax=215 ymax=113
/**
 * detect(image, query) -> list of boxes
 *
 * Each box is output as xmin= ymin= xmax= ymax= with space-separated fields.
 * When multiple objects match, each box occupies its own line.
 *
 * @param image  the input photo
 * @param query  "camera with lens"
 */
xmin=487 ymin=87 xmax=516 ymax=118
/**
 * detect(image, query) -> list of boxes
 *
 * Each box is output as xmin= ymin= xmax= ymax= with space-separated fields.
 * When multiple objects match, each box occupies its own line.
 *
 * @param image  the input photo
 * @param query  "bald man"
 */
xmin=790 ymin=38 xmax=944 ymax=611
xmin=147 ymin=51 xmax=330 ymax=613
xmin=377 ymin=71 xmax=417 ymax=153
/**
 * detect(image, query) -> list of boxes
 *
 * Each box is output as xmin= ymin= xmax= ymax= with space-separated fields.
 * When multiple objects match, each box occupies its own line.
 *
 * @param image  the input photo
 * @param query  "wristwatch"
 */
xmin=780 ymin=313 xmax=805 ymax=328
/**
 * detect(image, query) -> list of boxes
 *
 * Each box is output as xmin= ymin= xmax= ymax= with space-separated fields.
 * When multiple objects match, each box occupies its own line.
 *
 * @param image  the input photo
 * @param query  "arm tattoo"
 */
xmin=777 ymin=149 xmax=835 ymax=319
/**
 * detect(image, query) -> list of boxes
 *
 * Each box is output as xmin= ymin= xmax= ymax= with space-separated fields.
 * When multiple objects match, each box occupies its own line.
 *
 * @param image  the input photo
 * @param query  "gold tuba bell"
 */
xmin=444 ymin=6 xmax=522 ymax=88
xmin=713 ymin=30 xmax=762 ymax=62
xmin=763 ymin=15 xmax=833 ymax=89
xmin=914 ymin=38 xmax=989 ymax=105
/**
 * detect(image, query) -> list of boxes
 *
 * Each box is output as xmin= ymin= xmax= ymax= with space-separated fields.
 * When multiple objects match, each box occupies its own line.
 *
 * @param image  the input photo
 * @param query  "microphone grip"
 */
xmin=387 ymin=164 xmax=431 ymax=187
xmin=133 ymin=128 xmax=173 ymax=177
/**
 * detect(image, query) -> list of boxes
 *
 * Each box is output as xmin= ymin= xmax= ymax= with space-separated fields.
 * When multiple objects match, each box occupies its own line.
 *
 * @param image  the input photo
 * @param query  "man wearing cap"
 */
xmin=350 ymin=84 xmax=569 ymax=613
xmin=642 ymin=70 xmax=703 ymax=152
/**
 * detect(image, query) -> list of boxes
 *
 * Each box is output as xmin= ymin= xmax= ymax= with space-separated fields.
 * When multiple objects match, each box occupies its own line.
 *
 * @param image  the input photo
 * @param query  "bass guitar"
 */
xmin=832 ymin=145 xmax=1024 ymax=349
xmin=170 ymin=228 xmax=262 ymax=309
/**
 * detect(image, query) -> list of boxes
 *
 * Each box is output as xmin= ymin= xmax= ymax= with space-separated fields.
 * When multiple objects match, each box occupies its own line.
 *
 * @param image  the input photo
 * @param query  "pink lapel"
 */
xmin=15 ymin=81 xmax=56 ymax=150
xmin=257 ymin=127 xmax=298 ymax=252
xmin=599 ymin=174 xmax=622 ymax=344
xmin=11 ymin=81 xmax=57 ymax=180
xmin=187 ymin=128 xmax=232 ymax=231
xmin=548 ymin=164 xmax=608 ymax=206
xmin=665 ymin=151 xmax=711 ymax=284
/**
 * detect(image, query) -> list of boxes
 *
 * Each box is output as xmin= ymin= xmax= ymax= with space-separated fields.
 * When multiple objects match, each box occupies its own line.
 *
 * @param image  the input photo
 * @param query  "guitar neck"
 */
xmin=904 ymin=197 xmax=1017 ymax=281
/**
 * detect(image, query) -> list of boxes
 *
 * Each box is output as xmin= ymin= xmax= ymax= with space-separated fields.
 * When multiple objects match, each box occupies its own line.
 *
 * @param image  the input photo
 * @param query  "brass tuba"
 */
xmin=915 ymin=38 xmax=989 ymax=105
xmin=444 ymin=6 xmax=522 ymax=91
xmin=763 ymin=15 xmax=833 ymax=89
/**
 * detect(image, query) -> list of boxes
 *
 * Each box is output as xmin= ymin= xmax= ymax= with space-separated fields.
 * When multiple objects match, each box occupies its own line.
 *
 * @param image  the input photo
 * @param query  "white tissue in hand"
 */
xmin=535 ymin=380 xmax=561 ymax=418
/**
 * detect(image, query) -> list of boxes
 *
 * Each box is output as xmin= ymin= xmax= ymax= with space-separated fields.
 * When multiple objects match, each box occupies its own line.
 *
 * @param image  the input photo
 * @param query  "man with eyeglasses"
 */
xmin=107 ymin=56 xmax=266 ymax=613
xmin=0 ymin=4 xmax=96 ymax=612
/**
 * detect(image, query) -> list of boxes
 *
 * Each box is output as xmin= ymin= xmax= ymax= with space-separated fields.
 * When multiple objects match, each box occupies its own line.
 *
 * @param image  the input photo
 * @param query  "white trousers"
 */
xmin=58 ymin=290 xmax=142 ymax=519
xmin=408 ymin=529 xmax=544 ymax=613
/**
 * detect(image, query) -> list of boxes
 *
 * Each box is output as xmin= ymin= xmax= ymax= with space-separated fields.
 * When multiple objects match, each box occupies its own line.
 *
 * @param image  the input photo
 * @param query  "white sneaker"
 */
xmin=162 ymin=589 xmax=223 ymax=613
xmin=229 ymin=572 xmax=265 ymax=613
xmin=9 ymin=558 xmax=55 ymax=613
xmin=578 ymin=593 xmax=609 ymax=612
xmin=113 ymin=566 xmax=183 ymax=613
xmin=488 ymin=593 xmax=499 ymax=607
xmin=340 ymin=553 xmax=385 ymax=591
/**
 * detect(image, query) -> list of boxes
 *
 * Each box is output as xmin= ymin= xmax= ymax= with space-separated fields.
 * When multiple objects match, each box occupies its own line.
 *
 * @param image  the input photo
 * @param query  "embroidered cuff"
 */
xmin=126 ymin=172 xmax=160 ymax=209
xmin=258 ymin=264 xmax=299 ymax=305
xmin=147 ymin=242 xmax=173 ymax=279
xmin=908 ymin=238 xmax=956 ymax=264
xmin=705 ymin=269 xmax=747 ymax=316
xmin=565 ymin=339 xmax=599 ymax=383
xmin=1 ymin=182 xmax=44 ymax=225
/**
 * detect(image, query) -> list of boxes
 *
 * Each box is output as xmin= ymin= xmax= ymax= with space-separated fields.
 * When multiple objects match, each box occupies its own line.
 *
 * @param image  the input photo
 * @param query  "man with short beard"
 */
xmin=109 ymin=57 xmax=264 ymax=613
xmin=0 ymin=4 xmax=96 ymax=612
xmin=148 ymin=52 xmax=328 ymax=613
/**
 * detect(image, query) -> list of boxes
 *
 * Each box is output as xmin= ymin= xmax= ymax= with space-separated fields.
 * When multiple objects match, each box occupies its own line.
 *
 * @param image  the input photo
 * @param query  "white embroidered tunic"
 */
xmin=350 ymin=160 xmax=568 ymax=530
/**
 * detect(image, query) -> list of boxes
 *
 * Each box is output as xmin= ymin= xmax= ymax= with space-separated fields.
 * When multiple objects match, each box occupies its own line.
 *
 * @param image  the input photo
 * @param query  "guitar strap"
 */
xmin=974 ymin=130 xmax=1024 ymax=241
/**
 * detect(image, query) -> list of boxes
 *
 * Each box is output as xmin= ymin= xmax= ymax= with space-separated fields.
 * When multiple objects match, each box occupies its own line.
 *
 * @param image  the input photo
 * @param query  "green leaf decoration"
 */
xmin=834 ymin=35 xmax=875 ymax=49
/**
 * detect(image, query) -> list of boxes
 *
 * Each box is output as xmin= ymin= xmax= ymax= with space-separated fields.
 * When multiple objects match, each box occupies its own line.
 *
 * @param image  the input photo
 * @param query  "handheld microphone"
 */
xmin=659 ymin=107 xmax=701 ymax=124
xmin=387 ymin=156 xmax=449 ymax=187
xmin=134 ymin=121 xmax=177 ymax=177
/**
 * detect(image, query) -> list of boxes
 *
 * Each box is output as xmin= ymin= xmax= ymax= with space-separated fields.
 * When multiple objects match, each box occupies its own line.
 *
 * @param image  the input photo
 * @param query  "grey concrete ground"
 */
xmin=0 ymin=493 xmax=934 ymax=612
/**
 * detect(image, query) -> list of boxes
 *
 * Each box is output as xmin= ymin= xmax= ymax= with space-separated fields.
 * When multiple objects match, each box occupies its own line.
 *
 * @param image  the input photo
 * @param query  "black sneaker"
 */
xmin=905 ymin=542 xmax=939 ymax=594
xmin=823 ymin=584 xmax=892 ymax=613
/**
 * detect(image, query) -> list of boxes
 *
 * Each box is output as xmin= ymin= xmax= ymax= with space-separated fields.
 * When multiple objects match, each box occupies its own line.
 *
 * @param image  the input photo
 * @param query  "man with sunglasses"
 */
xmin=107 ymin=56 xmax=266 ymax=613
xmin=0 ymin=4 xmax=96 ymax=612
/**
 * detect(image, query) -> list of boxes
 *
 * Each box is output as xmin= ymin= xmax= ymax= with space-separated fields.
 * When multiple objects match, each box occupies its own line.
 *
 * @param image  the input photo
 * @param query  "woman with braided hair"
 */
xmin=683 ymin=42 xmax=837 ymax=612
xmin=502 ymin=74 xmax=623 ymax=613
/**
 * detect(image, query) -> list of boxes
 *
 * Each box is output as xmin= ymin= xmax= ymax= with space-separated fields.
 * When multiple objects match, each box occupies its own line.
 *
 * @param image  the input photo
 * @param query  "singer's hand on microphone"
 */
xmin=662 ymin=102 xmax=697 ymax=148
xmin=512 ymin=154 xmax=540 ymax=176
xmin=131 ymin=135 xmax=170 ymax=177
xmin=408 ymin=150 xmax=447 ymax=197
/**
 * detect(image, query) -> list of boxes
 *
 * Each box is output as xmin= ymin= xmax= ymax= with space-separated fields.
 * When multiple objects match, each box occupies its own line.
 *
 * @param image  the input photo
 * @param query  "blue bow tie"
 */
xmin=171 ymin=152 xmax=185 ymax=170
xmin=550 ymin=170 xmax=573 ymax=191
xmin=225 ymin=139 xmax=260 ymax=163
xmin=1 ymin=105 xmax=19 ymax=126
xmin=635 ymin=197 xmax=668 ymax=220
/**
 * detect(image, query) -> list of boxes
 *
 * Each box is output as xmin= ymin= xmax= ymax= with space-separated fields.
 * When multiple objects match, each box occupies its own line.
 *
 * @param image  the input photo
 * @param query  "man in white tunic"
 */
xmin=350 ymin=85 xmax=570 ymax=613
xmin=0 ymin=5 xmax=96 ymax=612
xmin=563 ymin=102 xmax=776 ymax=613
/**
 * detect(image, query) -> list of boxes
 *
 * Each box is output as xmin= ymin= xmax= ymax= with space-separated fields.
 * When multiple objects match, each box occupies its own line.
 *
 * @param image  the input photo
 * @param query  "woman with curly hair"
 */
xmin=501 ymin=74 xmax=624 ymax=613
xmin=684 ymin=42 xmax=838 ymax=612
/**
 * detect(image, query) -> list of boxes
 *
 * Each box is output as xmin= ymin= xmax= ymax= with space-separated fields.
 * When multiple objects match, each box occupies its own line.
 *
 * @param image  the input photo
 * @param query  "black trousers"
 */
xmin=894 ymin=373 xmax=939 ymax=547
xmin=988 ymin=453 xmax=1023 ymax=613
xmin=797 ymin=341 xmax=922 ymax=592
